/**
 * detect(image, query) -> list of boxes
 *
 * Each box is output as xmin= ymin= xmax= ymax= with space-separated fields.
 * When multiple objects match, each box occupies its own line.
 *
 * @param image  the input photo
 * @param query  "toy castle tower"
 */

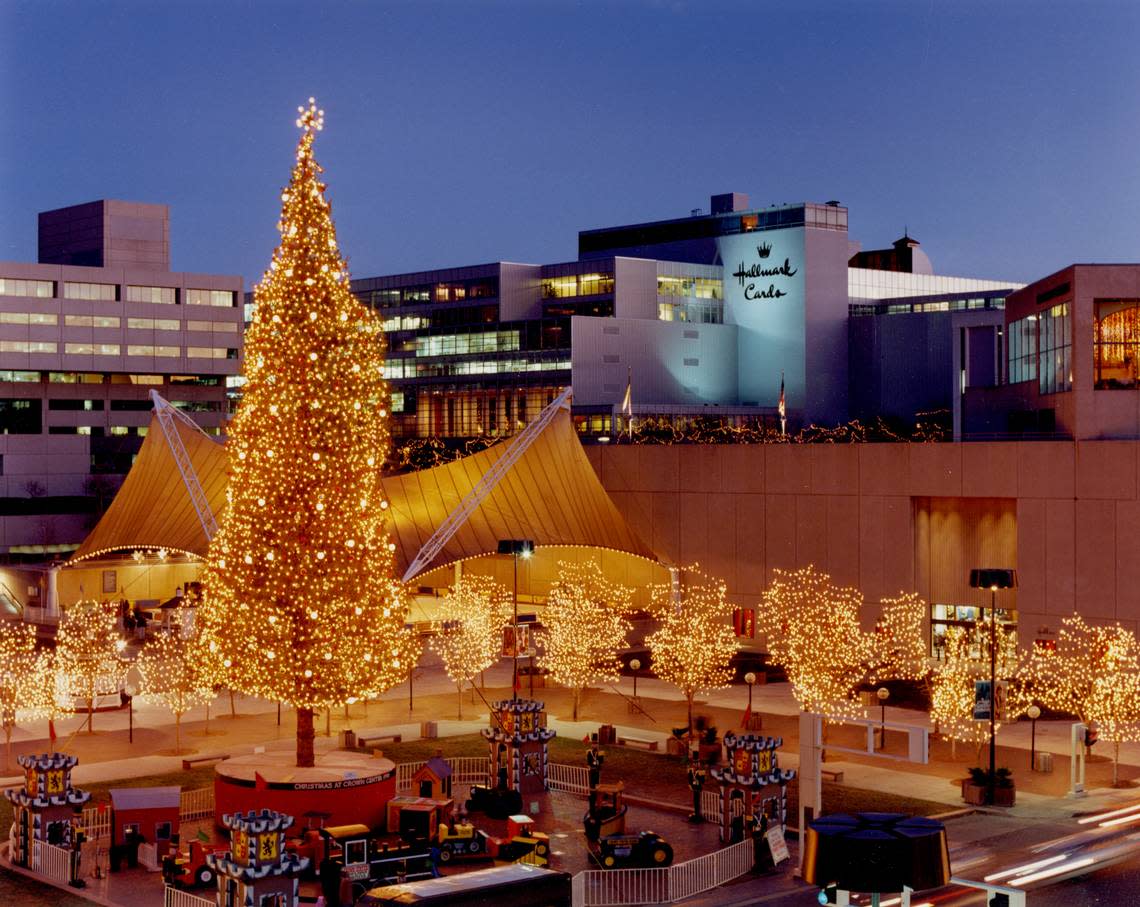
xmin=206 ymin=809 xmax=308 ymax=907
xmin=5 ymin=752 xmax=91 ymax=877
xmin=482 ymin=698 xmax=556 ymax=795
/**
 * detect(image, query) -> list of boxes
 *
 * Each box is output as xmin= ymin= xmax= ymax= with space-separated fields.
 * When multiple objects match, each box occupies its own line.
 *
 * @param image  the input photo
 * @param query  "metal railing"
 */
xmin=81 ymin=806 xmax=112 ymax=841
xmin=570 ymin=838 xmax=756 ymax=907
xmin=180 ymin=786 xmax=215 ymax=821
xmin=31 ymin=839 xmax=74 ymax=885
xmin=164 ymin=886 xmax=216 ymax=907
xmin=548 ymin=762 xmax=590 ymax=795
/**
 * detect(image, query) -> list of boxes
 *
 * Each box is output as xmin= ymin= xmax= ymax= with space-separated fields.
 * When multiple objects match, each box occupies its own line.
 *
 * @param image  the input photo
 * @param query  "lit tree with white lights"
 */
xmin=539 ymin=561 xmax=633 ymax=721
xmin=0 ymin=622 xmax=53 ymax=769
xmin=429 ymin=576 xmax=511 ymax=718
xmin=55 ymin=603 xmax=124 ymax=734
xmin=199 ymin=99 xmax=408 ymax=767
xmin=137 ymin=607 xmax=216 ymax=754
xmin=647 ymin=572 xmax=737 ymax=737
xmin=1022 ymin=614 xmax=1140 ymax=784
xmin=758 ymin=566 xmax=871 ymax=721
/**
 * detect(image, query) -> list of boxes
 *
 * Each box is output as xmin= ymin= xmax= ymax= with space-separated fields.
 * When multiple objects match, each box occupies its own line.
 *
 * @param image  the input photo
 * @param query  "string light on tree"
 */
xmin=137 ymin=606 xmax=217 ymax=754
xmin=646 ymin=569 xmax=737 ymax=737
xmin=429 ymin=576 xmax=511 ymax=719
xmin=55 ymin=603 xmax=125 ymax=734
xmin=0 ymin=622 xmax=54 ymax=770
xmin=199 ymin=98 xmax=408 ymax=768
xmin=539 ymin=561 xmax=633 ymax=721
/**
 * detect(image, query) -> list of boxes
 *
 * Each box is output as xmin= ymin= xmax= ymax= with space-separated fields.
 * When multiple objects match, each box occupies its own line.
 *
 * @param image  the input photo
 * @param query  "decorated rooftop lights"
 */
xmin=539 ymin=561 xmax=633 ymax=721
xmin=198 ymin=99 xmax=408 ymax=768
xmin=647 ymin=571 xmax=737 ymax=737
xmin=429 ymin=575 xmax=512 ymax=719
xmin=137 ymin=606 xmax=217 ymax=754
xmin=0 ymin=621 xmax=54 ymax=770
xmin=55 ymin=602 xmax=124 ymax=734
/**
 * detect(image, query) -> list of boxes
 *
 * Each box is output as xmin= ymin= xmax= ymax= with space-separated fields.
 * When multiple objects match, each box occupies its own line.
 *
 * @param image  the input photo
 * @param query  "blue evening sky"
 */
xmin=1 ymin=0 xmax=1137 ymax=288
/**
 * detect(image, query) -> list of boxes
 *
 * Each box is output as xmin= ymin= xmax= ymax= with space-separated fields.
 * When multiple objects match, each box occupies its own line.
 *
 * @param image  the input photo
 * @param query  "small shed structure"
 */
xmin=109 ymin=786 xmax=180 ymax=859
xmin=411 ymin=754 xmax=453 ymax=800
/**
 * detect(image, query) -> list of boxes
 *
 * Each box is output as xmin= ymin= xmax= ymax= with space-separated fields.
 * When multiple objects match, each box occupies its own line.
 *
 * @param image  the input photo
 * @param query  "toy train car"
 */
xmin=591 ymin=831 xmax=673 ymax=869
xmin=465 ymin=783 xmax=523 ymax=820
xmin=438 ymin=815 xmax=549 ymax=867
xmin=162 ymin=840 xmax=229 ymax=889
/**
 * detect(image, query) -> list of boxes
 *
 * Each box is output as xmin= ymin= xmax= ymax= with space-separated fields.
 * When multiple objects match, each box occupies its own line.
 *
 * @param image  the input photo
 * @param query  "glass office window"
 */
xmin=125 ymin=285 xmax=176 ymax=304
xmin=1007 ymin=315 xmax=1038 ymax=385
xmin=0 ymin=278 xmax=53 ymax=298
xmin=0 ymin=341 xmax=56 ymax=353
xmin=127 ymin=345 xmax=180 ymax=357
xmin=1 ymin=312 xmax=59 ymax=325
xmin=1038 ymin=302 xmax=1071 ymax=395
xmin=49 ymin=372 xmax=104 ymax=384
xmin=187 ymin=320 xmax=238 ymax=333
xmin=66 ymin=315 xmax=119 ymax=328
xmin=65 ymin=343 xmax=120 ymax=355
xmin=541 ymin=273 xmax=614 ymax=298
xmin=128 ymin=317 xmax=180 ymax=331
xmin=0 ymin=399 xmax=41 ymax=433
xmin=186 ymin=289 xmax=236 ymax=307
xmin=63 ymin=282 xmax=117 ymax=301
xmin=186 ymin=346 xmax=236 ymax=359
xmin=0 ymin=371 xmax=40 ymax=382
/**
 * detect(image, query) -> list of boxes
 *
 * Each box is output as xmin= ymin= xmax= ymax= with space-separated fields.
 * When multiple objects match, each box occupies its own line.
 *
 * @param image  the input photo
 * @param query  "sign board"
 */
xmin=766 ymin=827 xmax=790 ymax=864
xmin=972 ymin=680 xmax=1008 ymax=721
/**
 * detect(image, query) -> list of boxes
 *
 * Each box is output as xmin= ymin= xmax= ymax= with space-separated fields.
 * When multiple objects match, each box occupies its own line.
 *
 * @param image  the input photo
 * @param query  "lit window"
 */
xmin=125 ymin=285 xmax=176 ymax=305
xmin=186 ymin=289 xmax=236 ymax=307
xmin=63 ymin=282 xmax=116 ymax=301
xmin=0 ymin=341 xmax=57 ymax=353
xmin=65 ymin=343 xmax=120 ymax=355
xmin=0 ymin=278 xmax=53 ymax=298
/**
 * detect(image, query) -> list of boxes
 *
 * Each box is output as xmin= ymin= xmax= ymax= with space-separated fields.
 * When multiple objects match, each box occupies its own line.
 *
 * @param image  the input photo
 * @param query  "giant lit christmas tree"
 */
xmin=200 ymin=99 xmax=408 ymax=767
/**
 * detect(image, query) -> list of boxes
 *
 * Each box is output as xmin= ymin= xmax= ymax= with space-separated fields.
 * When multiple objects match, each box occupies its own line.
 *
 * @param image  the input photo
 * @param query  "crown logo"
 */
xmin=757 ymin=242 xmax=772 ymax=258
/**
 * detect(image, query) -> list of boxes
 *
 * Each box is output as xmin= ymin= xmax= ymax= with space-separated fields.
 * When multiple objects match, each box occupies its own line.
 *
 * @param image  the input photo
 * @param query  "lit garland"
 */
xmin=1020 ymin=614 xmax=1140 ymax=785
xmin=137 ymin=606 xmax=217 ymax=754
xmin=198 ymin=99 xmax=408 ymax=768
xmin=538 ymin=561 xmax=633 ymax=721
xmin=646 ymin=571 xmax=737 ymax=735
xmin=428 ymin=576 xmax=512 ymax=719
xmin=55 ymin=602 xmax=125 ymax=734
xmin=0 ymin=621 xmax=53 ymax=769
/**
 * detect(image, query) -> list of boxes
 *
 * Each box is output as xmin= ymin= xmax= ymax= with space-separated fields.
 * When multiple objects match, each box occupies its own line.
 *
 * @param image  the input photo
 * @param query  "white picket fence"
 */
xmin=81 ymin=805 xmax=112 ymax=841
xmin=548 ymin=762 xmax=590 ymax=794
xmin=180 ymin=786 xmax=215 ymax=821
xmin=395 ymin=756 xmax=488 ymax=791
xmin=570 ymin=837 xmax=756 ymax=907
xmin=31 ymin=839 xmax=73 ymax=885
xmin=164 ymin=886 xmax=215 ymax=907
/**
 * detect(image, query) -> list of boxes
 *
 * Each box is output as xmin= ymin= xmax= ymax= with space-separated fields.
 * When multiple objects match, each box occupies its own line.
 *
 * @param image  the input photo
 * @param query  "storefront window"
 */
xmin=1094 ymin=299 xmax=1140 ymax=389
xmin=930 ymin=603 xmax=1017 ymax=658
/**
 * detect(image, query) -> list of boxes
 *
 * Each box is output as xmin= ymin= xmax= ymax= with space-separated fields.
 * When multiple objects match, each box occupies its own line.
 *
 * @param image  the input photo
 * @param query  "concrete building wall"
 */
xmin=613 ymin=258 xmax=658 ymax=321
xmin=498 ymin=262 xmax=542 ymax=321
xmin=570 ymin=317 xmax=738 ymax=407
xmin=803 ymin=226 xmax=851 ymax=425
xmin=587 ymin=439 xmax=1140 ymax=646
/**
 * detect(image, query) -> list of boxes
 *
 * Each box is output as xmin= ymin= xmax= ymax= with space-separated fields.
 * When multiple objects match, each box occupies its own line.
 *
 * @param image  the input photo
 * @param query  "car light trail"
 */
xmin=1008 ymin=855 xmax=1096 ymax=886
xmin=984 ymin=853 xmax=1068 ymax=882
xmin=1077 ymin=802 xmax=1140 ymax=825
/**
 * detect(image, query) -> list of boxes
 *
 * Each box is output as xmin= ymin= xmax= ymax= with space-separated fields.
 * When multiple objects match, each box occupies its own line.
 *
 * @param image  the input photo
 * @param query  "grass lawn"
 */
xmin=0 ymin=764 xmax=218 ymax=841
xmin=378 ymin=736 xmax=950 ymax=820
xmin=0 ymin=867 xmax=94 ymax=906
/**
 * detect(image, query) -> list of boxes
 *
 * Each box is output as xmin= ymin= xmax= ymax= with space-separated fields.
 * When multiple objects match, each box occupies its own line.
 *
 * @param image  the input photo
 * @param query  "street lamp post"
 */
xmin=498 ymin=539 xmax=534 ymax=700
xmin=630 ymin=658 xmax=641 ymax=699
xmin=123 ymin=665 xmax=142 ymax=745
xmin=969 ymin=568 xmax=1017 ymax=807
xmin=1028 ymin=704 xmax=1041 ymax=771
xmin=744 ymin=671 xmax=756 ymax=729
xmin=877 ymin=687 xmax=889 ymax=751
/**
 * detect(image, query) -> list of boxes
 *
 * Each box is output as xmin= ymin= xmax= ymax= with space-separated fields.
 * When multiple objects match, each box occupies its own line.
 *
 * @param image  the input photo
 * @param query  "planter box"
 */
xmin=961 ymin=779 xmax=1015 ymax=807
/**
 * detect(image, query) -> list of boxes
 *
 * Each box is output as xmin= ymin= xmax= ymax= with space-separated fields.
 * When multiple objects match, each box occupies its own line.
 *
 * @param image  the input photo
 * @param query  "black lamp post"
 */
xmin=969 ymin=568 xmax=1017 ymax=807
xmin=1028 ymin=704 xmax=1041 ymax=771
xmin=498 ymin=539 xmax=534 ymax=699
xmin=876 ymin=687 xmax=889 ymax=751
xmin=630 ymin=658 xmax=641 ymax=699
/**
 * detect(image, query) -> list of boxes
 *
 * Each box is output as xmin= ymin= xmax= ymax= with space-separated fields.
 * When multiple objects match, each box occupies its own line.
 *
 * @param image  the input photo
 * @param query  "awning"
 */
xmin=66 ymin=409 xmax=656 ymax=578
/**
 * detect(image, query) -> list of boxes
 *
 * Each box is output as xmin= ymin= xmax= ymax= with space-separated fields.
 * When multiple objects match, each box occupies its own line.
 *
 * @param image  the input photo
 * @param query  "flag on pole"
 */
xmin=621 ymin=367 xmax=632 ymax=439
xmin=778 ymin=371 xmax=786 ymax=436
xmin=48 ymin=719 xmax=56 ymax=746
xmin=740 ymin=704 xmax=752 ymax=729
xmin=255 ymin=771 xmax=267 ymax=791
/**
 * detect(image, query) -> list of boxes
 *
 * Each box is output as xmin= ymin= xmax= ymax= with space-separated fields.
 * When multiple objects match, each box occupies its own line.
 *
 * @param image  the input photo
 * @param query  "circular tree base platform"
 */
xmin=214 ymin=750 xmax=396 ymax=830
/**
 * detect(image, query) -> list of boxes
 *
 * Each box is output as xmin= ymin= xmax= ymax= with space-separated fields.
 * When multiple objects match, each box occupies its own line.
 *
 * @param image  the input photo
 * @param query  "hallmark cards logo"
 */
xmin=732 ymin=242 xmax=797 ymax=300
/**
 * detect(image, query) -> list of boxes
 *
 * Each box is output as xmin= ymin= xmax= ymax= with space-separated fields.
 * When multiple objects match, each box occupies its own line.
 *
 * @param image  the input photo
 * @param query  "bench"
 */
xmin=182 ymin=753 xmax=229 ymax=770
xmin=821 ymin=769 xmax=844 ymax=783
xmin=617 ymin=735 xmax=659 ymax=752
xmin=358 ymin=733 xmax=402 ymax=749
